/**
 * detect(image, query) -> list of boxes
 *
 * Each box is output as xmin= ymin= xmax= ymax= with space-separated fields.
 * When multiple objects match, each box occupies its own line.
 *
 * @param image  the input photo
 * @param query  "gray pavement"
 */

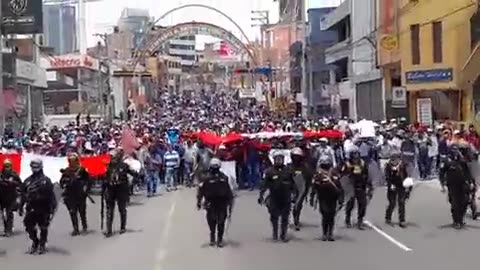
xmin=1 ymin=182 xmax=479 ymax=270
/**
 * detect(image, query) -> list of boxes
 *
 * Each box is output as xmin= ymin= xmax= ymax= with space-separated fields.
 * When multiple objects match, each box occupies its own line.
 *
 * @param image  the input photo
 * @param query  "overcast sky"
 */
xmin=86 ymin=0 xmax=343 ymax=46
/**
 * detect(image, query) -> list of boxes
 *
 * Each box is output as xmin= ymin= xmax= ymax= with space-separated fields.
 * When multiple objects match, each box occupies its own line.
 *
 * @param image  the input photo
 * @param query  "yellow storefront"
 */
xmin=399 ymin=0 xmax=476 ymax=124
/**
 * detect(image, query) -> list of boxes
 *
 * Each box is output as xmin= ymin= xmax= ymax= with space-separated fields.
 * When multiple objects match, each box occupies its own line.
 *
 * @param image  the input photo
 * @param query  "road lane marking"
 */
xmin=154 ymin=192 xmax=178 ymax=270
xmin=364 ymin=220 xmax=413 ymax=252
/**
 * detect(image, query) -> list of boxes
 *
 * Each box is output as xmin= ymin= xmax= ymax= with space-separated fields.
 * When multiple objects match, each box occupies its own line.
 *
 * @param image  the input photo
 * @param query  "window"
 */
xmin=410 ymin=24 xmax=420 ymax=65
xmin=432 ymin=21 xmax=443 ymax=63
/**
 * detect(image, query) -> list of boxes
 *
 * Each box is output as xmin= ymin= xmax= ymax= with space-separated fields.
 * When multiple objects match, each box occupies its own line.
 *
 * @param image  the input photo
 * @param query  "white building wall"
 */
xmin=351 ymin=0 xmax=380 ymax=81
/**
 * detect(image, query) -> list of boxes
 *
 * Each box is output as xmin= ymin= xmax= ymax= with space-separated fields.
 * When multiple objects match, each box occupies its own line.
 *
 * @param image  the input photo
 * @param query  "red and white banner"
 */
xmin=0 ymin=153 xmax=110 ymax=183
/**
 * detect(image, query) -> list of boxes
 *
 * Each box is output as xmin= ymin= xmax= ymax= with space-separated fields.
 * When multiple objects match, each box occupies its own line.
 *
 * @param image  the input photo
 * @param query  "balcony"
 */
xmin=325 ymin=38 xmax=351 ymax=64
xmin=320 ymin=0 xmax=350 ymax=31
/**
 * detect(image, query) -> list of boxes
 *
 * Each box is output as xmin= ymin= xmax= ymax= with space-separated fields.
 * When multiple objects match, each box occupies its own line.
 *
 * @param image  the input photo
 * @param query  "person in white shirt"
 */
xmin=427 ymin=128 xmax=438 ymax=177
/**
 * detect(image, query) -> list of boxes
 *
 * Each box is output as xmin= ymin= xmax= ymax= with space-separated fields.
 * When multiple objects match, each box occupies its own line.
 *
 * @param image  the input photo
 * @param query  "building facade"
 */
xmin=399 ymin=0 xmax=476 ymax=124
xmin=168 ymin=36 xmax=197 ymax=72
xmin=323 ymin=0 xmax=355 ymax=119
xmin=290 ymin=7 xmax=337 ymax=117
xmin=43 ymin=3 xmax=77 ymax=55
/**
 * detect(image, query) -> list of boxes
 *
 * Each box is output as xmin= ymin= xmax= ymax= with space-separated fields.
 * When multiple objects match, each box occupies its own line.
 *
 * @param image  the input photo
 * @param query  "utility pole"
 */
xmin=300 ymin=0 xmax=308 ymax=118
xmin=251 ymin=10 xmax=271 ymax=105
xmin=0 ymin=2 xmax=4 ymax=134
xmin=93 ymin=33 xmax=111 ymax=122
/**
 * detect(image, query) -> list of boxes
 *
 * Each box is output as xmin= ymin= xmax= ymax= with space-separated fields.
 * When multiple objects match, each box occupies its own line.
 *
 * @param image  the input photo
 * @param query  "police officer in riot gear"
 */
xmin=197 ymin=158 xmax=234 ymax=248
xmin=258 ymin=151 xmax=296 ymax=242
xmin=19 ymin=159 xmax=57 ymax=255
xmin=310 ymin=156 xmax=344 ymax=241
xmin=384 ymin=152 xmax=409 ymax=227
xmin=289 ymin=147 xmax=313 ymax=231
xmin=0 ymin=159 xmax=22 ymax=237
xmin=458 ymin=144 xmax=478 ymax=220
xmin=440 ymin=145 xmax=475 ymax=229
xmin=103 ymin=149 xmax=137 ymax=237
xmin=60 ymin=154 xmax=90 ymax=236
xmin=343 ymin=147 xmax=373 ymax=230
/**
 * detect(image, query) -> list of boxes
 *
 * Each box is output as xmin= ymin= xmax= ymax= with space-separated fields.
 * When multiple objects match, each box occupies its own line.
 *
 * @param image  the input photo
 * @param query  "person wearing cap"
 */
xmin=196 ymin=157 xmax=234 ymax=248
xmin=0 ymin=158 xmax=22 ymax=237
xmin=342 ymin=146 xmax=373 ymax=230
xmin=288 ymin=147 xmax=314 ymax=231
xmin=439 ymin=144 xmax=475 ymax=229
xmin=59 ymin=153 xmax=90 ymax=236
xmin=258 ymin=150 xmax=296 ymax=242
xmin=384 ymin=152 xmax=409 ymax=228
xmin=19 ymin=158 xmax=57 ymax=254
xmin=310 ymin=155 xmax=344 ymax=241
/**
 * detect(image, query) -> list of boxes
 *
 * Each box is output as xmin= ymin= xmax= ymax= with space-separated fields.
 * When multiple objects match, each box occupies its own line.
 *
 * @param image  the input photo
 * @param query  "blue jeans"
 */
xmin=165 ymin=168 xmax=176 ymax=188
xmin=146 ymin=171 xmax=159 ymax=194
xmin=247 ymin=161 xmax=260 ymax=190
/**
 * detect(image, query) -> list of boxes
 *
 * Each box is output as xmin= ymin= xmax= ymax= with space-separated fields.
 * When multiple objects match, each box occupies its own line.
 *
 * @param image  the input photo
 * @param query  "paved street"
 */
xmin=1 ymin=181 xmax=479 ymax=270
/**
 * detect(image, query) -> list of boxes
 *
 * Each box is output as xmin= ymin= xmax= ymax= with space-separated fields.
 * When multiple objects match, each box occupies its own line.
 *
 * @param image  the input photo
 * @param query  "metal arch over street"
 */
xmin=130 ymin=3 xmax=258 ymax=68
xmin=145 ymin=22 xmax=257 ymax=63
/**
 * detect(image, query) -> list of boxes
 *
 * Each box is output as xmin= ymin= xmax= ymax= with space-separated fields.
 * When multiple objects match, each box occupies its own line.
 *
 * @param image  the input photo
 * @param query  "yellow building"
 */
xmin=398 ymin=0 xmax=477 ymax=124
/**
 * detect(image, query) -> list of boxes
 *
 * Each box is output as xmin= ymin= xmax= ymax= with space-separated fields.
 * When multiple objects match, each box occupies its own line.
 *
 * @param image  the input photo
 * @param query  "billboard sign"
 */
xmin=2 ymin=0 xmax=43 ymax=34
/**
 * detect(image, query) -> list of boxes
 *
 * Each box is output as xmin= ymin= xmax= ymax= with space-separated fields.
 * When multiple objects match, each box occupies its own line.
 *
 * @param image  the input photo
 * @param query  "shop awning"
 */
xmin=461 ymin=42 xmax=480 ymax=87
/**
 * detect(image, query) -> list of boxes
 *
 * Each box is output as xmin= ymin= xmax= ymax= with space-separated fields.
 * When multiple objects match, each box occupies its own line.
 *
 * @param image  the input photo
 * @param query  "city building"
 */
xmin=377 ymin=0 xmax=406 ymax=120
xmin=168 ymin=36 xmax=197 ymax=72
xmin=43 ymin=1 xmax=77 ymax=54
xmin=290 ymin=7 xmax=337 ymax=117
xmin=400 ymin=0 xmax=476 ymax=123
xmin=1 ymin=37 xmax=47 ymax=130
xmin=323 ymin=0 xmax=384 ymax=121
xmin=39 ymin=53 xmax=109 ymax=125
xmin=323 ymin=0 xmax=355 ymax=119
xmin=117 ymin=8 xmax=151 ymax=33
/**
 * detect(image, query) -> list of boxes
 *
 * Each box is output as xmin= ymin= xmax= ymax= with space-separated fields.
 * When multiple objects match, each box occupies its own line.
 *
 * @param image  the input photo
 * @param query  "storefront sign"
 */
xmin=2 ymin=0 xmax=43 ymax=34
xmin=47 ymin=55 xmax=98 ymax=70
xmin=380 ymin=35 xmax=398 ymax=51
xmin=391 ymin=86 xmax=407 ymax=108
xmin=406 ymin=68 xmax=453 ymax=83
xmin=417 ymin=98 xmax=433 ymax=126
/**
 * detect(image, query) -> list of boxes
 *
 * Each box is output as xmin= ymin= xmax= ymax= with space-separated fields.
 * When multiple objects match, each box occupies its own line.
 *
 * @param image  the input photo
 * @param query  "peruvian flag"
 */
xmin=217 ymin=41 xmax=233 ymax=56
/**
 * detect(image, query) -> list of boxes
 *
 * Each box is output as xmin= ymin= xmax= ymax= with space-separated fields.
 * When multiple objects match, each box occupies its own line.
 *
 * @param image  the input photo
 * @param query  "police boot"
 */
xmin=280 ymin=222 xmax=289 ymax=243
xmin=271 ymin=223 xmax=279 ymax=241
xmin=38 ymin=229 xmax=48 ymax=255
xmin=70 ymin=212 xmax=80 ymax=236
xmin=29 ymin=240 xmax=39 ymax=255
xmin=81 ymin=216 xmax=88 ymax=233
xmin=357 ymin=218 xmax=365 ymax=230
xmin=327 ymin=222 xmax=335 ymax=242
xmin=345 ymin=216 xmax=352 ymax=228
xmin=120 ymin=211 xmax=127 ymax=234
xmin=209 ymin=231 xmax=216 ymax=246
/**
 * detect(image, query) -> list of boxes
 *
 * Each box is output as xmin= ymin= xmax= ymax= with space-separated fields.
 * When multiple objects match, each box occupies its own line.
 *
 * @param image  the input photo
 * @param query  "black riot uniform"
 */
xmin=288 ymin=147 xmax=313 ymax=231
xmin=258 ymin=152 xmax=296 ymax=242
xmin=459 ymin=145 xmax=478 ymax=220
xmin=343 ymin=148 xmax=373 ymax=230
xmin=103 ymin=150 xmax=137 ymax=237
xmin=196 ymin=158 xmax=234 ymax=248
xmin=0 ymin=159 xmax=22 ymax=237
xmin=310 ymin=156 xmax=344 ymax=241
xmin=19 ymin=159 xmax=57 ymax=255
xmin=440 ymin=145 xmax=475 ymax=229
xmin=59 ymin=154 xmax=90 ymax=236
xmin=384 ymin=153 xmax=409 ymax=227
